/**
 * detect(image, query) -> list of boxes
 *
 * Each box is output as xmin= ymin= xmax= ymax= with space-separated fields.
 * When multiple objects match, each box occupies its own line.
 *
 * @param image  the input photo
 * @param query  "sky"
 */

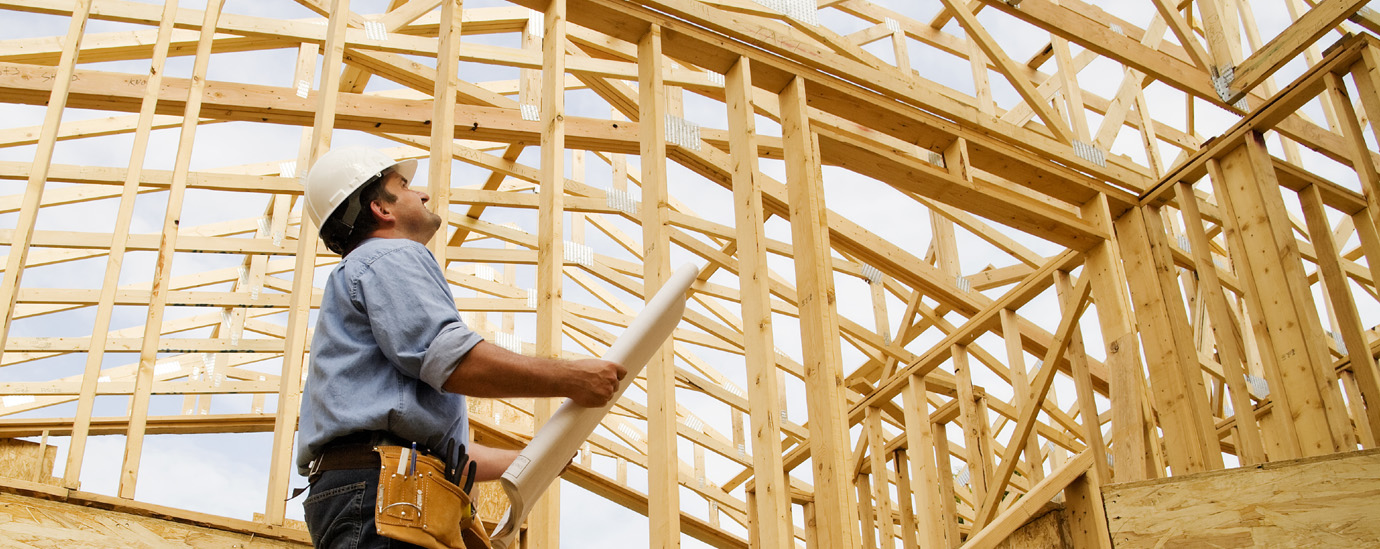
xmin=0 ymin=0 xmax=1372 ymax=547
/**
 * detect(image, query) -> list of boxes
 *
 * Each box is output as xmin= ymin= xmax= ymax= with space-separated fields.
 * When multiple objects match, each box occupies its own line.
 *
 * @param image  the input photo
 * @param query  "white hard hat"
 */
xmin=302 ymin=147 xmax=418 ymax=228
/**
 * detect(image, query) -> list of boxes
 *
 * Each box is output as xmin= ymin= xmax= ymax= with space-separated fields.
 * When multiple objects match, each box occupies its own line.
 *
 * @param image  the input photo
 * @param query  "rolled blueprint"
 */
xmin=490 ymin=263 xmax=700 ymax=548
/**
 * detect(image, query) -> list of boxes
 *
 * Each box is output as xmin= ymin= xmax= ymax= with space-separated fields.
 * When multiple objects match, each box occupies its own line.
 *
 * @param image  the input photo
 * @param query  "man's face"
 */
xmin=377 ymin=171 xmax=443 ymax=244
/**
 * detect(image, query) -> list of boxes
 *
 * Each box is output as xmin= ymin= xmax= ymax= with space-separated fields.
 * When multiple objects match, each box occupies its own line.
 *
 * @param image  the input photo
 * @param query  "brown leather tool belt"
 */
xmin=307 ymin=430 xmax=491 ymax=548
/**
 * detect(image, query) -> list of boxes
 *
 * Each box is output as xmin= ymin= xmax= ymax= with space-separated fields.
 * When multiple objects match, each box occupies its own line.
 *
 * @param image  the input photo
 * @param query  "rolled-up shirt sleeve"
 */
xmin=353 ymin=244 xmax=483 ymax=391
xmin=421 ymin=322 xmax=483 ymax=390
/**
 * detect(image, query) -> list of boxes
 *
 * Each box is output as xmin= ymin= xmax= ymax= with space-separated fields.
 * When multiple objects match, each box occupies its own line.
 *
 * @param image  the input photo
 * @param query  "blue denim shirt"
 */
xmin=296 ymin=238 xmax=483 ymax=475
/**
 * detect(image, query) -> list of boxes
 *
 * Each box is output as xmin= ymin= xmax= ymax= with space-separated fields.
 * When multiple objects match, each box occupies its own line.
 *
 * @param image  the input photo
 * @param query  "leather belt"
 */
xmin=308 ymin=431 xmax=414 ymax=484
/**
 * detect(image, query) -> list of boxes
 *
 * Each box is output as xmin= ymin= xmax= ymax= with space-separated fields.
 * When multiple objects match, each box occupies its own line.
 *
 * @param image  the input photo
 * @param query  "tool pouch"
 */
xmin=375 ymin=445 xmax=490 ymax=549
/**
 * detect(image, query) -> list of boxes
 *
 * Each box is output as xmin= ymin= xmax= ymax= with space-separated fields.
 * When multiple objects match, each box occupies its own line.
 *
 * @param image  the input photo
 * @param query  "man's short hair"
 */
xmin=318 ymin=169 xmax=399 ymax=256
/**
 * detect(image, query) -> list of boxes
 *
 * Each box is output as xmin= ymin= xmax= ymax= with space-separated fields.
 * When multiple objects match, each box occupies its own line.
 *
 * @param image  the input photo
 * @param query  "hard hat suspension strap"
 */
xmin=339 ymin=190 xmax=365 ymax=231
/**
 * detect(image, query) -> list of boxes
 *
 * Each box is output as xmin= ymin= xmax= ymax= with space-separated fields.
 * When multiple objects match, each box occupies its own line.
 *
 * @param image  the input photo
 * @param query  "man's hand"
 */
xmin=562 ymin=359 xmax=627 ymax=407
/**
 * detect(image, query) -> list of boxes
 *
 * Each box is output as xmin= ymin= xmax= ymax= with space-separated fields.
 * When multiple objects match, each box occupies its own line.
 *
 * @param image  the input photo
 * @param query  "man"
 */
xmin=296 ymin=147 xmax=626 ymax=548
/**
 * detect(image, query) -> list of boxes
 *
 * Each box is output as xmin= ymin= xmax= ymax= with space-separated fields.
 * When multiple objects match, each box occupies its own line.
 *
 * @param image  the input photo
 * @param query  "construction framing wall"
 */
xmin=0 ymin=0 xmax=1377 ymax=547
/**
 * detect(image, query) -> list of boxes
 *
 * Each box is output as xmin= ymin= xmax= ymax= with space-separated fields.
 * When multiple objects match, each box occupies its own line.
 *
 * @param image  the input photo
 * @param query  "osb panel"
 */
xmin=471 ymin=481 xmax=509 ymax=525
xmin=0 ymin=490 xmax=310 ymax=548
xmin=0 ymin=438 xmax=58 ymax=485
xmin=251 ymin=513 xmax=308 ymax=532
xmin=1103 ymin=448 xmax=1380 ymax=548
xmin=993 ymin=506 xmax=1070 ymax=549
xmin=468 ymin=396 xmax=532 ymax=523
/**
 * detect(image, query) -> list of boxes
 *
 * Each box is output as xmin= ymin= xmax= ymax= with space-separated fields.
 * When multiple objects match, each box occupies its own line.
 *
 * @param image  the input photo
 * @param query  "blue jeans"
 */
xmin=303 ymin=468 xmax=425 ymax=548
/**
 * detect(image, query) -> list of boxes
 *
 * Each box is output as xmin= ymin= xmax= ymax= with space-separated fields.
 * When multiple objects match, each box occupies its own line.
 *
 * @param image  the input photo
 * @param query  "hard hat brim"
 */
xmin=304 ymin=148 xmax=421 ymax=228
xmin=391 ymin=158 xmax=418 ymax=185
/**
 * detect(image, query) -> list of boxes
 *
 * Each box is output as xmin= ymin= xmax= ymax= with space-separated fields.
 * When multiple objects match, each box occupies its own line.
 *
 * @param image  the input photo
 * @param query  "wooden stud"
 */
xmin=890 ymin=24 xmax=912 ymax=73
xmin=1052 ymin=37 xmax=1092 ymax=142
xmin=969 ymin=43 xmax=996 ymax=117
xmin=62 ymin=0 xmax=176 ymax=491
xmin=1174 ymin=181 xmax=1267 ymax=465
xmin=0 ymin=0 xmax=93 ymax=367
xmin=1132 ymin=90 xmax=1165 ymax=176
xmin=870 ymin=278 xmax=891 ymax=348
xmin=1063 ymin=462 xmax=1113 ymax=549
xmin=856 ymin=456 xmax=877 ymax=549
xmin=725 ymin=54 xmax=791 ymax=549
xmin=746 ymin=489 xmax=758 ymax=548
xmin=893 ymin=448 xmax=918 ymax=549
xmin=639 ymin=23 xmax=680 ymax=549
xmin=1209 ymin=160 xmax=1303 ymax=461
xmin=440 ymin=6 xmax=532 ymax=249
xmin=1115 ymin=204 xmax=1224 ymax=475
xmin=1054 ymin=270 xmax=1109 ymax=481
xmin=1340 ymin=371 xmax=1378 ymax=448
xmin=1299 ymin=182 xmax=1380 ymax=442
xmin=427 ymin=0 xmax=462 ymax=264
xmin=951 ymin=344 xmax=990 ymax=504
xmin=119 ymin=0 xmax=226 ymax=499
xmin=932 ymin=420 xmax=960 ymax=547
xmin=865 ymin=406 xmax=896 ymax=546
xmin=1213 ymin=132 xmax=1351 ymax=456
xmin=1081 ymin=195 xmax=1156 ymax=482
xmin=265 ymin=0 xmax=349 ymax=520
xmin=1000 ymin=309 xmax=1045 ymax=483
xmin=530 ymin=0 xmax=567 ymax=544
xmin=902 ymin=376 xmax=947 ymax=549
xmin=780 ymin=75 xmax=860 ymax=549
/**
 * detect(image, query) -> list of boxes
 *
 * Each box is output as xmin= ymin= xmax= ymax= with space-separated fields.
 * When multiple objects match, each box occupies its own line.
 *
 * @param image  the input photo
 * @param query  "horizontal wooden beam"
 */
xmin=0 ymin=61 xmax=638 ymax=154
xmin=1224 ymin=0 xmax=1371 ymax=104
xmin=1141 ymin=34 xmax=1371 ymax=206
xmin=0 ymin=414 xmax=277 ymax=437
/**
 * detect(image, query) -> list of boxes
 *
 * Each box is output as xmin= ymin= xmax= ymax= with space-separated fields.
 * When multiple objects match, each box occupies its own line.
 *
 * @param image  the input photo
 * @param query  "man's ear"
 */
xmin=369 ymin=198 xmax=394 ymax=224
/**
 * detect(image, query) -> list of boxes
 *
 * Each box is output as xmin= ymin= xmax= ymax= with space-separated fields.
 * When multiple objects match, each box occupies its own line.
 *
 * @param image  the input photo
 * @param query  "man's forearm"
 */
xmin=442 ymin=340 xmax=565 ymax=397
xmin=443 ymin=340 xmax=626 ymax=407
xmin=468 ymin=443 xmax=520 ymax=482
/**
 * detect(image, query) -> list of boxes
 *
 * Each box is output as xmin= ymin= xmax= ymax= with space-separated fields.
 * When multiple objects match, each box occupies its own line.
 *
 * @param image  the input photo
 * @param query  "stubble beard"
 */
xmin=421 ymin=209 xmax=444 ymax=241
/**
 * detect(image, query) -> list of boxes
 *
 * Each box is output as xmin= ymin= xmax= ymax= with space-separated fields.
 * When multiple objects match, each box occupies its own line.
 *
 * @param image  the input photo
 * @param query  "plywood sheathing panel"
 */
xmin=0 ymin=489 xmax=310 ymax=548
xmin=1103 ymin=448 xmax=1380 ymax=548
xmin=993 ymin=506 xmax=1069 ymax=549
xmin=0 ymin=438 xmax=58 ymax=485
xmin=0 ymin=478 xmax=310 ymax=547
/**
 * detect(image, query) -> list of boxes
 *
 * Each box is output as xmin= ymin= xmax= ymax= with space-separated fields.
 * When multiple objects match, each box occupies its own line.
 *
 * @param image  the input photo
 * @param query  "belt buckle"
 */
xmin=306 ymin=456 xmax=324 ymax=485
